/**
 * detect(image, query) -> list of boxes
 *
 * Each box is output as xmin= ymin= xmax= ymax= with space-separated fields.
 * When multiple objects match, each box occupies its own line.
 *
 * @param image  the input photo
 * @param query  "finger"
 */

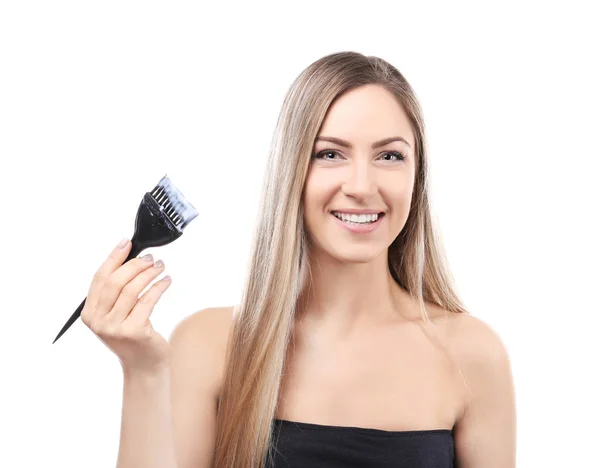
xmin=95 ymin=254 xmax=156 ymax=318
xmin=125 ymin=275 xmax=172 ymax=328
xmin=107 ymin=259 xmax=166 ymax=323
xmin=83 ymin=239 xmax=133 ymax=325
xmin=86 ymin=238 xmax=132 ymax=306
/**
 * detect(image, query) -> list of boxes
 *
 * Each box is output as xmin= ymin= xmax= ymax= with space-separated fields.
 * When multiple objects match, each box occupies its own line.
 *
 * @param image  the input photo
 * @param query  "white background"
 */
xmin=1 ymin=1 xmax=598 ymax=466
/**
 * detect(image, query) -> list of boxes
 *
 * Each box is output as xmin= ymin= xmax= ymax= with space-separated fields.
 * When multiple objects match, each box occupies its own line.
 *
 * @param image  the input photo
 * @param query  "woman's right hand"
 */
xmin=80 ymin=238 xmax=173 ymax=375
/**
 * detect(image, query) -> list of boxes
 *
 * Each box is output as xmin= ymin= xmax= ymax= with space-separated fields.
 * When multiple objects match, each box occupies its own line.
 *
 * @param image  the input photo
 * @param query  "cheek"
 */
xmin=387 ymin=183 xmax=415 ymax=223
xmin=392 ymin=187 xmax=413 ymax=207
xmin=303 ymin=173 xmax=334 ymax=213
xmin=386 ymin=171 xmax=413 ymax=199
xmin=301 ymin=182 xmax=320 ymax=229
xmin=302 ymin=181 xmax=335 ymax=240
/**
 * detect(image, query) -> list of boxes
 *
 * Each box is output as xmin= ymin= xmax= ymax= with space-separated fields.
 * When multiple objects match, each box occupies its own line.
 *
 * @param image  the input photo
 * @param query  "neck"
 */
xmin=296 ymin=248 xmax=417 ymax=338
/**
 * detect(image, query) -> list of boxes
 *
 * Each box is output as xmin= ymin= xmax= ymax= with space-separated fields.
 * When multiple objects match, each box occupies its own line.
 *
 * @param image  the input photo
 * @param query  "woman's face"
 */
xmin=303 ymin=84 xmax=416 ymax=263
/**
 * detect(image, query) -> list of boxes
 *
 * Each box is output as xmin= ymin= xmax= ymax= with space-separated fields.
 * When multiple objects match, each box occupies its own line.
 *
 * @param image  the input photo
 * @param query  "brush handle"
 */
xmin=53 ymin=187 xmax=191 ymax=345
xmin=52 ymin=241 xmax=145 ymax=344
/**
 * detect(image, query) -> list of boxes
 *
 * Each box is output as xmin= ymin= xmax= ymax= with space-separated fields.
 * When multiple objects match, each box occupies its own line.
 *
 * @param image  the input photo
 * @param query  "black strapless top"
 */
xmin=267 ymin=418 xmax=455 ymax=467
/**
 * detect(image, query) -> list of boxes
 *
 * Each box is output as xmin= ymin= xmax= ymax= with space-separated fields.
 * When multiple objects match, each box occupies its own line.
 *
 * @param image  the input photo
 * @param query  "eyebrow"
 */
xmin=315 ymin=135 xmax=412 ymax=149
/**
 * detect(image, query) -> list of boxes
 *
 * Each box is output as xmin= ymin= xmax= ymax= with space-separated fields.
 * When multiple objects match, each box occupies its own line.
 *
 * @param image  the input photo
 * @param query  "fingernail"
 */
xmin=118 ymin=238 xmax=129 ymax=249
xmin=141 ymin=254 xmax=153 ymax=262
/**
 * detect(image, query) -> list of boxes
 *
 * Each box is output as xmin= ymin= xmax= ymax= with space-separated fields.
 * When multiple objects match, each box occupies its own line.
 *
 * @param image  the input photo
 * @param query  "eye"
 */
xmin=312 ymin=149 xmax=406 ymax=162
xmin=380 ymin=151 xmax=406 ymax=162
xmin=313 ymin=150 xmax=341 ymax=160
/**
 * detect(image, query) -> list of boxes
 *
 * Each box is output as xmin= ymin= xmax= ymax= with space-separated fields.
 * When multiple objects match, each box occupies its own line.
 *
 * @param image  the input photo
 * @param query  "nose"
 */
xmin=341 ymin=159 xmax=377 ymax=200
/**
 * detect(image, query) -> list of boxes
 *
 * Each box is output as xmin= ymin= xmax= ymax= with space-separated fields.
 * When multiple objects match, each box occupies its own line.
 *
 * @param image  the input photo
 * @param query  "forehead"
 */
xmin=316 ymin=84 xmax=414 ymax=148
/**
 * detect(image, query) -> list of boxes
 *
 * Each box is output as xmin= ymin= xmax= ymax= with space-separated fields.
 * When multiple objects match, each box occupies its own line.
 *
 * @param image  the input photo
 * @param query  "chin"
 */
xmin=327 ymin=245 xmax=384 ymax=264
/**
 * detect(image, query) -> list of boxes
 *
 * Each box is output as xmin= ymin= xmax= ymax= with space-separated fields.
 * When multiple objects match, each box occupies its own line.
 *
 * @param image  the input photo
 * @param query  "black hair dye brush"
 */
xmin=52 ymin=175 xmax=199 ymax=344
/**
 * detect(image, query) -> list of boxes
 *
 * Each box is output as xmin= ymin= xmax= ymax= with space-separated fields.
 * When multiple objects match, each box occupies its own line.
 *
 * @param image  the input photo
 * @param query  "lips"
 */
xmin=330 ymin=211 xmax=385 ymax=220
xmin=330 ymin=210 xmax=385 ymax=216
xmin=330 ymin=211 xmax=385 ymax=233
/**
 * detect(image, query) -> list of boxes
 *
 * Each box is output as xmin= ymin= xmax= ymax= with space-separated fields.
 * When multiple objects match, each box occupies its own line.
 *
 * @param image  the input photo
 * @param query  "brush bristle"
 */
xmin=150 ymin=175 xmax=199 ymax=231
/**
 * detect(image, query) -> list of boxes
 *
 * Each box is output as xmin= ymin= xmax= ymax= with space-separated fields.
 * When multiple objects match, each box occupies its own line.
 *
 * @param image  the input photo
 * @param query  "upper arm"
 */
xmin=451 ymin=314 xmax=517 ymax=468
xmin=168 ymin=306 xmax=234 ymax=468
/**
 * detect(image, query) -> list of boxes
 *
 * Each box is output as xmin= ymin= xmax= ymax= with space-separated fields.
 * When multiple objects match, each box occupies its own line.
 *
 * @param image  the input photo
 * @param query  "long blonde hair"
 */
xmin=213 ymin=51 xmax=470 ymax=468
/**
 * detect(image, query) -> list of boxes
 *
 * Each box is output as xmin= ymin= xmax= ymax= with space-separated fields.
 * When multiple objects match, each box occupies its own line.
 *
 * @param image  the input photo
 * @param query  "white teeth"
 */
xmin=332 ymin=212 xmax=379 ymax=224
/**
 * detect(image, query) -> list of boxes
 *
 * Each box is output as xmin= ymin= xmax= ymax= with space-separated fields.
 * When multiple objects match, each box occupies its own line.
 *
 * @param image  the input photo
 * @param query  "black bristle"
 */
xmin=149 ymin=175 xmax=199 ymax=232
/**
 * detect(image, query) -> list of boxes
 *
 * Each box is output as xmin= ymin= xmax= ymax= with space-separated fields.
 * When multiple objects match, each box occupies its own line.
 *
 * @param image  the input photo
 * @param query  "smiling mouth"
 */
xmin=330 ymin=211 xmax=385 ymax=224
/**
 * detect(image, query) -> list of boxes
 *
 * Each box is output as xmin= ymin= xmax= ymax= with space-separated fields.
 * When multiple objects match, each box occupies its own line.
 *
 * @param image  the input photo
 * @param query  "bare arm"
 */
xmin=116 ymin=364 xmax=178 ymax=468
xmin=114 ymin=306 xmax=232 ymax=468
xmin=452 ymin=315 xmax=517 ymax=467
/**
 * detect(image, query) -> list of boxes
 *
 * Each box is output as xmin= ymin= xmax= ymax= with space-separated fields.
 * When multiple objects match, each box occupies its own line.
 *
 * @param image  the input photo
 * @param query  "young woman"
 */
xmin=84 ymin=51 xmax=516 ymax=468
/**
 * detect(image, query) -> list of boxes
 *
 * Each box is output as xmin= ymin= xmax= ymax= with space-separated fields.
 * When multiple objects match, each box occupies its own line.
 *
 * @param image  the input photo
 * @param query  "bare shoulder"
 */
xmin=168 ymin=305 xmax=236 ymax=396
xmin=175 ymin=305 xmax=236 ymax=335
xmin=446 ymin=312 xmax=516 ymax=435
xmin=167 ymin=307 xmax=237 ymax=468
xmin=422 ymin=304 xmax=509 ymax=359
xmin=444 ymin=312 xmax=517 ymax=465
xmin=422 ymin=305 xmax=513 ymax=406
xmin=445 ymin=312 xmax=512 ymax=370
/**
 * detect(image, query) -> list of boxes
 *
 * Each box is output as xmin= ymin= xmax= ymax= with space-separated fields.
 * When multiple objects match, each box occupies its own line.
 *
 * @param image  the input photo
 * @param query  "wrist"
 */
xmin=121 ymin=360 xmax=171 ymax=381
